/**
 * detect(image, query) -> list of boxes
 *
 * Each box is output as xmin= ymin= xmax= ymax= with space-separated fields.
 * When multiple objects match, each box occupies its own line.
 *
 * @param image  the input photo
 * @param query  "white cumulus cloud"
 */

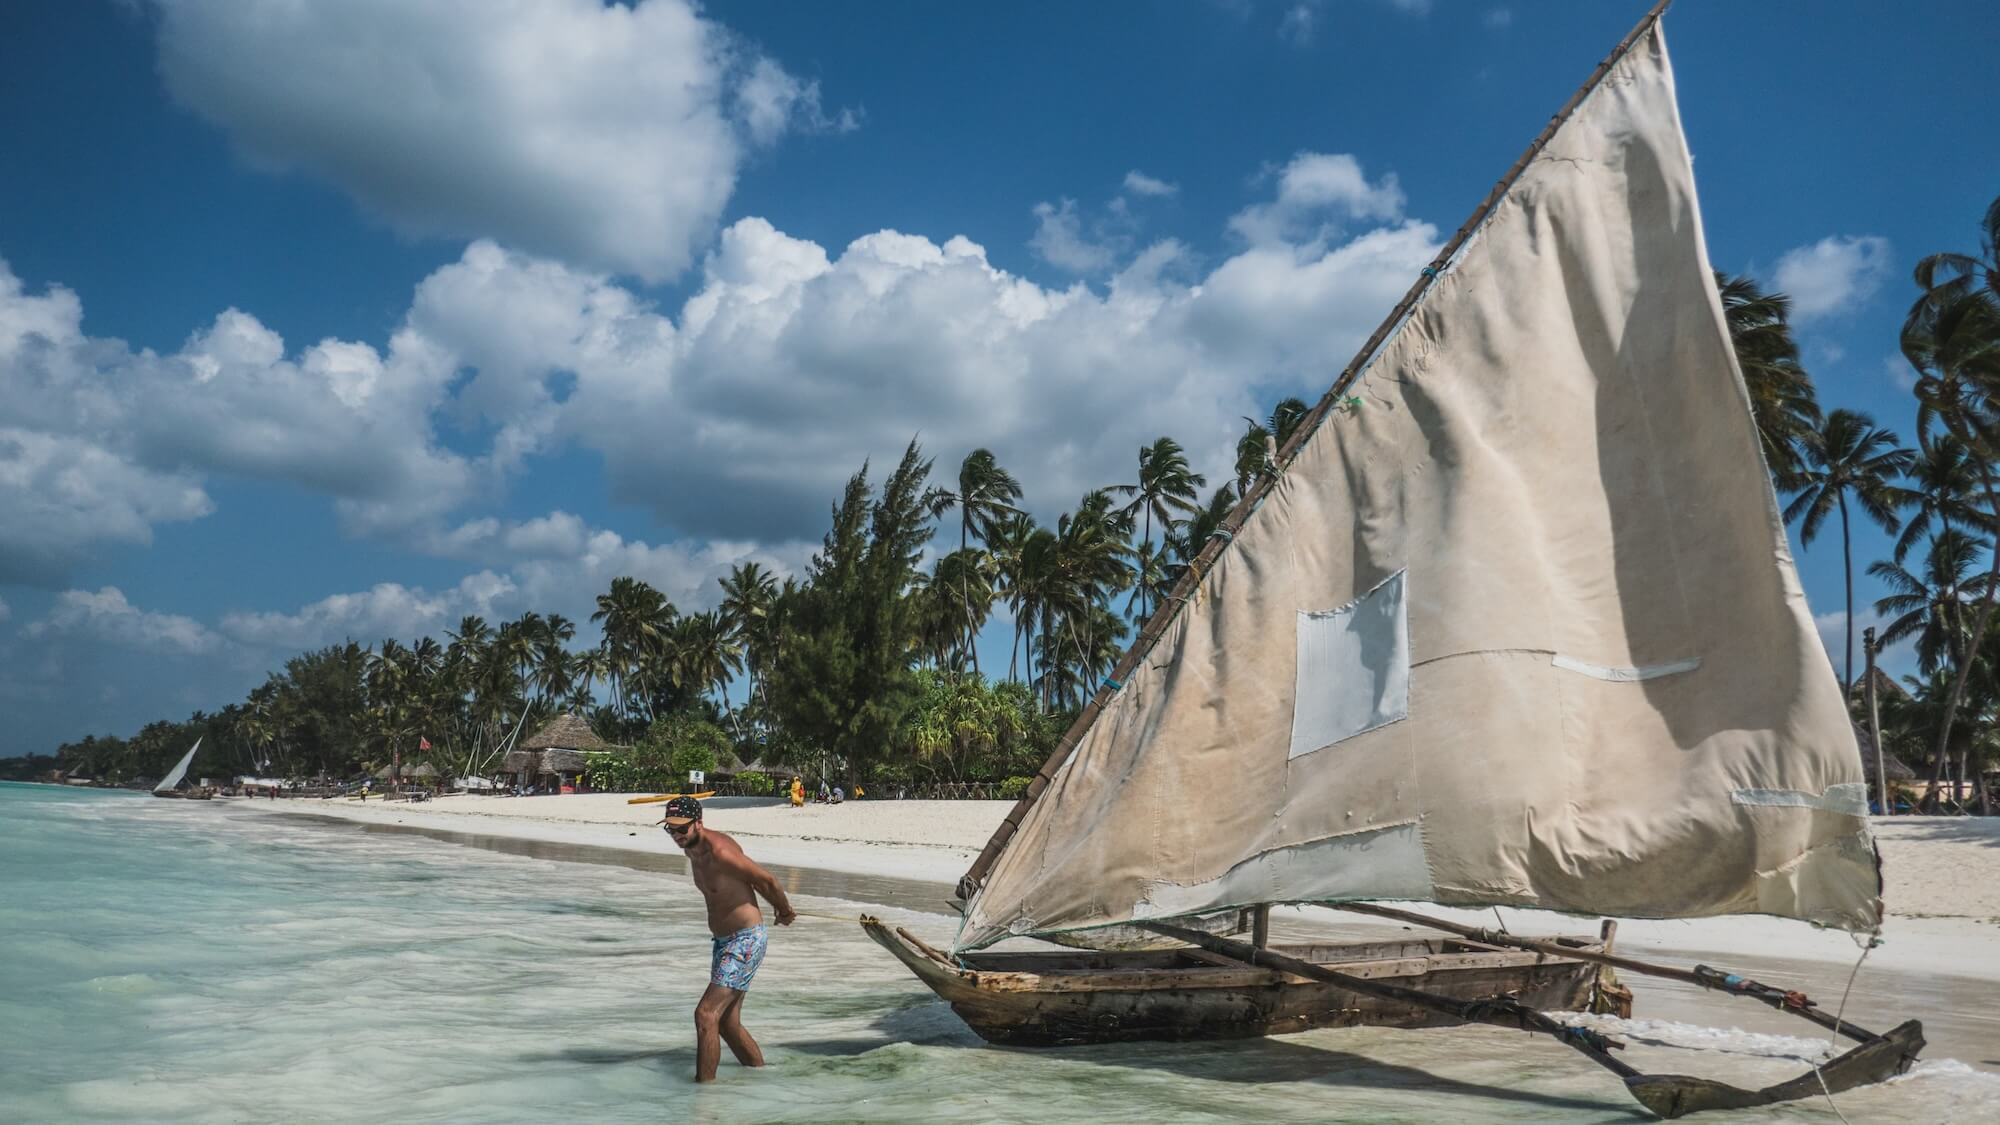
xmin=219 ymin=576 xmax=496 ymax=651
xmin=1772 ymin=235 xmax=1893 ymax=322
xmin=1 ymin=150 xmax=1437 ymax=577
xmin=1229 ymin=152 xmax=1405 ymax=246
xmin=0 ymin=255 xmax=478 ymax=582
xmin=1123 ymin=170 xmax=1178 ymax=198
xmin=1029 ymin=198 xmax=1119 ymax=274
xmin=149 ymin=0 xmax=843 ymax=282
xmin=26 ymin=587 xmax=219 ymax=655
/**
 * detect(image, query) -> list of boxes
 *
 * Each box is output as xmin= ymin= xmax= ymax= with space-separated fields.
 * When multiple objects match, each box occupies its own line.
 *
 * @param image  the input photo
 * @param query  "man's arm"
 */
xmin=721 ymin=846 xmax=796 ymax=925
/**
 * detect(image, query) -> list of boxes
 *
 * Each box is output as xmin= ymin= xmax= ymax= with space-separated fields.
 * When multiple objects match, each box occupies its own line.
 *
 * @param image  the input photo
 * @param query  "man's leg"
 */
xmin=693 ymin=983 xmax=735 ymax=1082
xmin=718 ymin=989 xmax=763 ymax=1068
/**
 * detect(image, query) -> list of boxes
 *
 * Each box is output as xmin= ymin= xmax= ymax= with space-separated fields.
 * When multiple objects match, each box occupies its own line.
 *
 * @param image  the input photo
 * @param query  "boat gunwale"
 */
xmin=861 ymin=917 xmax=1603 ymax=995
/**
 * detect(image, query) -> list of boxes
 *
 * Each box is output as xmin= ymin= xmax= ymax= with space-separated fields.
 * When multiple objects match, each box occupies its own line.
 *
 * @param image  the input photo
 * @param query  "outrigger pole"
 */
xmin=1336 ymin=902 xmax=1902 ymax=1046
xmin=957 ymin=0 xmax=1677 ymax=905
xmin=1143 ymin=920 xmax=1925 ymax=1119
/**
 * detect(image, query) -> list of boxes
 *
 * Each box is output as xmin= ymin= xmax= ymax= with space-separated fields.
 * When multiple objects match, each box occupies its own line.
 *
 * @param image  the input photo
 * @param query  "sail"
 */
xmin=154 ymin=738 xmax=201 ymax=793
xmin=958 ymin=23 xmax=1879 ymax=953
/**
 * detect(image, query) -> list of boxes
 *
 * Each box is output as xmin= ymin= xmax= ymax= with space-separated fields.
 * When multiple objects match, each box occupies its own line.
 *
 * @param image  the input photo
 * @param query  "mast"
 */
xmin=959 ymin=0 xmax=1677 ymax=900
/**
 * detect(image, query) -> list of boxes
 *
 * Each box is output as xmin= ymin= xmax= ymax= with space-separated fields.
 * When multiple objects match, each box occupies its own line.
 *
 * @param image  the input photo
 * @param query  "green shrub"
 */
xmin=998 ymin=776 xmax=1032 ymax=801
xmin=586 ymin=713 xmax=728 ymax=792
xmin=733 ymin=771 xmax=776 ymax=796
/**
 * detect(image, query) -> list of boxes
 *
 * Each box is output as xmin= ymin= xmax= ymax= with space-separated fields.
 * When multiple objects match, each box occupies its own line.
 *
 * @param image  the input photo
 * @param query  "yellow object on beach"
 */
xmin=625 ymin=791 xmax=717 ymax=805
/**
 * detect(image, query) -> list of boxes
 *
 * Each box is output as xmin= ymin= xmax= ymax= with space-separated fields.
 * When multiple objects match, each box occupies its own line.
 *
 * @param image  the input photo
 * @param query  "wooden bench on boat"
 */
xmin=862 ymin=917 xmax=1617 ymax=1047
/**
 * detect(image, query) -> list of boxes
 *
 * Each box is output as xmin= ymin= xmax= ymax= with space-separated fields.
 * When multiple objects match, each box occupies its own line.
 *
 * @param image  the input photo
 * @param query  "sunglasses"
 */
xmin=664 ymin=820 xmax=697 ymax=835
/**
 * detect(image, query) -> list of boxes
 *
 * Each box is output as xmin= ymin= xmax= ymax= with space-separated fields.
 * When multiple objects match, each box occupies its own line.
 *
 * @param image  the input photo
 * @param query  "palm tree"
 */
xmin=567 ymin=648 xmax=610 ymax=713
xmin=1031 ymin=493 xmax=1136 ymax=708
xmin=1234 ymin=397 xmax=1312 ymax=490
xmin=1164 ymin=482 xmax=1239 ymax=585
xmin=985 ymin=512 xmax=1039 ymax=682
xmin=929 ymin=449 xmax=1026 ymax=555
xmin=926 ymin=451 xmax=1023 ymax=673
xmin=925 ymin=548 xmax=997 ymax=673
xmin=1113 ymin=437 xmax=1204 ymax=617
xmin=592 ymin=577 xmax=675 ymax=719
xmin=1123 ymin=539 xmax=1170 ymax=621
xmin=1717 ymin=272 xmax=1821 ymax=489
xmin=1870 ymin=530 xmax=1990 ymax=678
xmin=676 ymin=610 xmax=743 ymax=716
xmin=1904 ymin=268 xmax=2000 ymax=804
xmin=1907 ymin=193 xmax=2000 ymax=327
xmin=1890 ymin=436 xmax=1986 ymax=564
xmin=719 ymin=561 xmax=778 ymax=706
xmin=1005 ymin=526 xmax=1059 ymax=694
xmin=1783 ymin=409 xmax=1912 ymax=694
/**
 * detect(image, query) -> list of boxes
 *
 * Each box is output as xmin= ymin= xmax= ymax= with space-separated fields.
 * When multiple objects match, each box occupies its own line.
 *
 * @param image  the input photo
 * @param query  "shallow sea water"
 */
xmin=3 ymin=782 xmax=1996 ymax=1124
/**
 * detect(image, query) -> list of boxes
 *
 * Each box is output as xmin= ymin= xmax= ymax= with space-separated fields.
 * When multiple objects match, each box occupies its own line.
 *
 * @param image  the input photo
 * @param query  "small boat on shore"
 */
xmin=862 ymin=916 xmax=1622 ymax=1047
xmin=151 ymin=739 xmax=213 ymax=800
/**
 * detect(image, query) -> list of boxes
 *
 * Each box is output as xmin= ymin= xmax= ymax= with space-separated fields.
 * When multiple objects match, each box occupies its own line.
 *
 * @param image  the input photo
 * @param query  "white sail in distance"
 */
xmin=154 ymin=738 xmax=201 ymax=793
xmin=958 ymin=23 xmax=1878 ymax=953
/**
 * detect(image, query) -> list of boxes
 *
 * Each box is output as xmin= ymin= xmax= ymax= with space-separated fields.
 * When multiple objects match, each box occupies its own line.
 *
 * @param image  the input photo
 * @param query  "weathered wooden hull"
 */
xmin=151 ymin=789 xmax=213 ymax=800
xmin=863 ymin=918 xmax=1609 ymax=1047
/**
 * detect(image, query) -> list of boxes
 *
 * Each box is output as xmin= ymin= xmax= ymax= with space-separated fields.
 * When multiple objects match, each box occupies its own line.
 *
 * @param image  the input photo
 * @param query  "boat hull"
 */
xmin=151 ymin=789 xmax=213 ymax=800
xmin=863 ymin=918 xmax=1609 ymax=1047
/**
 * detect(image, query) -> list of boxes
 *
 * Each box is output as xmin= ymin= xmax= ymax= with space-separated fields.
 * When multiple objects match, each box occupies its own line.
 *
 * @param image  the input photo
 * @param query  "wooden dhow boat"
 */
xmin=869 ymin=3 xmax=1923 ymax=1117
xmin=863 ymin=915 xmax=1627 ymax=1047
xmin=151 ymin=738 xmax=214 ymax=800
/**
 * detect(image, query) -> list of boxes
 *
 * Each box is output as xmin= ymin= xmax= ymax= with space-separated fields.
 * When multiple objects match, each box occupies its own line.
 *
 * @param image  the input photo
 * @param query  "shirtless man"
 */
xmin=658 ymin=796 xmax=796 ymax=1083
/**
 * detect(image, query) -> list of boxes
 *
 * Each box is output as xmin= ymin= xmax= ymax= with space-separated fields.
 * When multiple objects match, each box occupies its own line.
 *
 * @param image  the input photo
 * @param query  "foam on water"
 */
xmin=2 ymin=782 xmax=1995 ymax=1123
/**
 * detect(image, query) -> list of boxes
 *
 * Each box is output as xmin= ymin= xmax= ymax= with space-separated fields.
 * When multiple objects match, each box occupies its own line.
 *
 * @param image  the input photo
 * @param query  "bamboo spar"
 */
xmin=956 ymin=0 xmax=1678 ymax=903
xmin=1334 ymin=902 xmax=1885 ymax=1044
xmin=1142 ymin=920 xmax=1925 ymax=1119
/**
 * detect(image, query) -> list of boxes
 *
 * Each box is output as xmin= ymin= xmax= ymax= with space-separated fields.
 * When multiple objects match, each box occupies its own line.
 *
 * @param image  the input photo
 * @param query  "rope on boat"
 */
xmin=1808 ymin=934 xmax=1880 ymax=1125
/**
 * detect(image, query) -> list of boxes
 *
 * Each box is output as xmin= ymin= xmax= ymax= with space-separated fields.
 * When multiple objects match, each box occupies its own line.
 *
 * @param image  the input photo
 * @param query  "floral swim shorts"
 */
xmin=711 ymin=925 xmax=768 ymax=992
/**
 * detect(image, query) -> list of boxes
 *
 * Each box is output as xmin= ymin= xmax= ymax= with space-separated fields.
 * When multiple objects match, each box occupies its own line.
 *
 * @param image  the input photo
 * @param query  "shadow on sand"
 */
xmin=773 ymin=1002 xmax=1646 ymax=1118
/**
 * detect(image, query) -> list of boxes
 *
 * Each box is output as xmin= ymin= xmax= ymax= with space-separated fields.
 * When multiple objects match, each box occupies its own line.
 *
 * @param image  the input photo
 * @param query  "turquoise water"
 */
xmin=2 ymin=782 xmax=1994 ymax=1124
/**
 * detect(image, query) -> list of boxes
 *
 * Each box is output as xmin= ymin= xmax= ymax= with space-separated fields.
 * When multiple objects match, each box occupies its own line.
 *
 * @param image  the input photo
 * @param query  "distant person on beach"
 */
xmin=789 ymin=777 xmax=804 ymax=808
xmin=658 ymin=796 xmax=796 ymax=1083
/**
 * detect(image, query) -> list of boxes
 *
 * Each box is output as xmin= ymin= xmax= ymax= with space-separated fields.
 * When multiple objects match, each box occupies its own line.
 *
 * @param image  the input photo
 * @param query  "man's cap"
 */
xmin=657 ymin=795 xmax=703 ymax=825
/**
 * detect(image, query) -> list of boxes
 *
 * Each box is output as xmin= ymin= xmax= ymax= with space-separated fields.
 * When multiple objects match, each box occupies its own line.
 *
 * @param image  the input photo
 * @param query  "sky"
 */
xmin=1 ymin=0 xmax=1995 ymax=756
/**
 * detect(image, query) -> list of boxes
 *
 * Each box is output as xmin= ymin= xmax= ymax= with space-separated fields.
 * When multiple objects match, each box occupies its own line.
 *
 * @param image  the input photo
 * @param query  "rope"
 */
xmin=1807 ymin=933 xmax=1879 ymax=1125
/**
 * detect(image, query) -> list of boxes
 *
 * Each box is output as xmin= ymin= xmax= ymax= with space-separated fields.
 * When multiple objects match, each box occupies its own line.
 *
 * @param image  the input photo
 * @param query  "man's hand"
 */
xmin=774 ymin=905 xmax=797 ymax=926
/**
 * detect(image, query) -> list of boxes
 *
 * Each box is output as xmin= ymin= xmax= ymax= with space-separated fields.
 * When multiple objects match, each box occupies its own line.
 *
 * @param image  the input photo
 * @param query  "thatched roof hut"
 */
xmin=521 ymin=712 xmax=609 ymax=753
xmin=1852 ymin=721 xmax=1917 ymax=782
xmin=501 ymin=748 xmax=540 ymax=775
xmin=539 ymin=747 xmax=591 ymax=776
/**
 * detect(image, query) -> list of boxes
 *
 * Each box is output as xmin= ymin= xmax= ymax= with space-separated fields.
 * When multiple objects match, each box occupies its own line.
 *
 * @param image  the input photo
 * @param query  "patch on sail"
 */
xmin=1550 ymin=654 xmax=1701 ymax=682
xmin=1730 ymin=783 xmax=1870 ymax=817
xmin=1132 ymin=821 xmax=1435 ymax=919
xmin=1289 ymin=568 xmax=1410 ymax=759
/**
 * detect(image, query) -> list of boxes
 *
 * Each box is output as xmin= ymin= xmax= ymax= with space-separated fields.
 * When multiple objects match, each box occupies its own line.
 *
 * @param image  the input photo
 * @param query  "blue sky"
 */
xmin=1 ymin=0 xmax=1994 ymax=755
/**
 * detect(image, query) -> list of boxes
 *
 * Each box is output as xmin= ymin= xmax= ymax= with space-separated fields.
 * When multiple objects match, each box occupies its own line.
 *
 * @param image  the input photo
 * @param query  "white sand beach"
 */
xmin=233 ymin=793 xmax=2000 ymax=979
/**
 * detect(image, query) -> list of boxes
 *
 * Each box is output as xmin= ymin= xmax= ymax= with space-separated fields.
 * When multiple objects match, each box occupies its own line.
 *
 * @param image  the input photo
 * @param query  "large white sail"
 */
xmin=958 ymin=23 xmax=1878 ymax=953
xmin=154 ymin=738 xmax=201 ymax=793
